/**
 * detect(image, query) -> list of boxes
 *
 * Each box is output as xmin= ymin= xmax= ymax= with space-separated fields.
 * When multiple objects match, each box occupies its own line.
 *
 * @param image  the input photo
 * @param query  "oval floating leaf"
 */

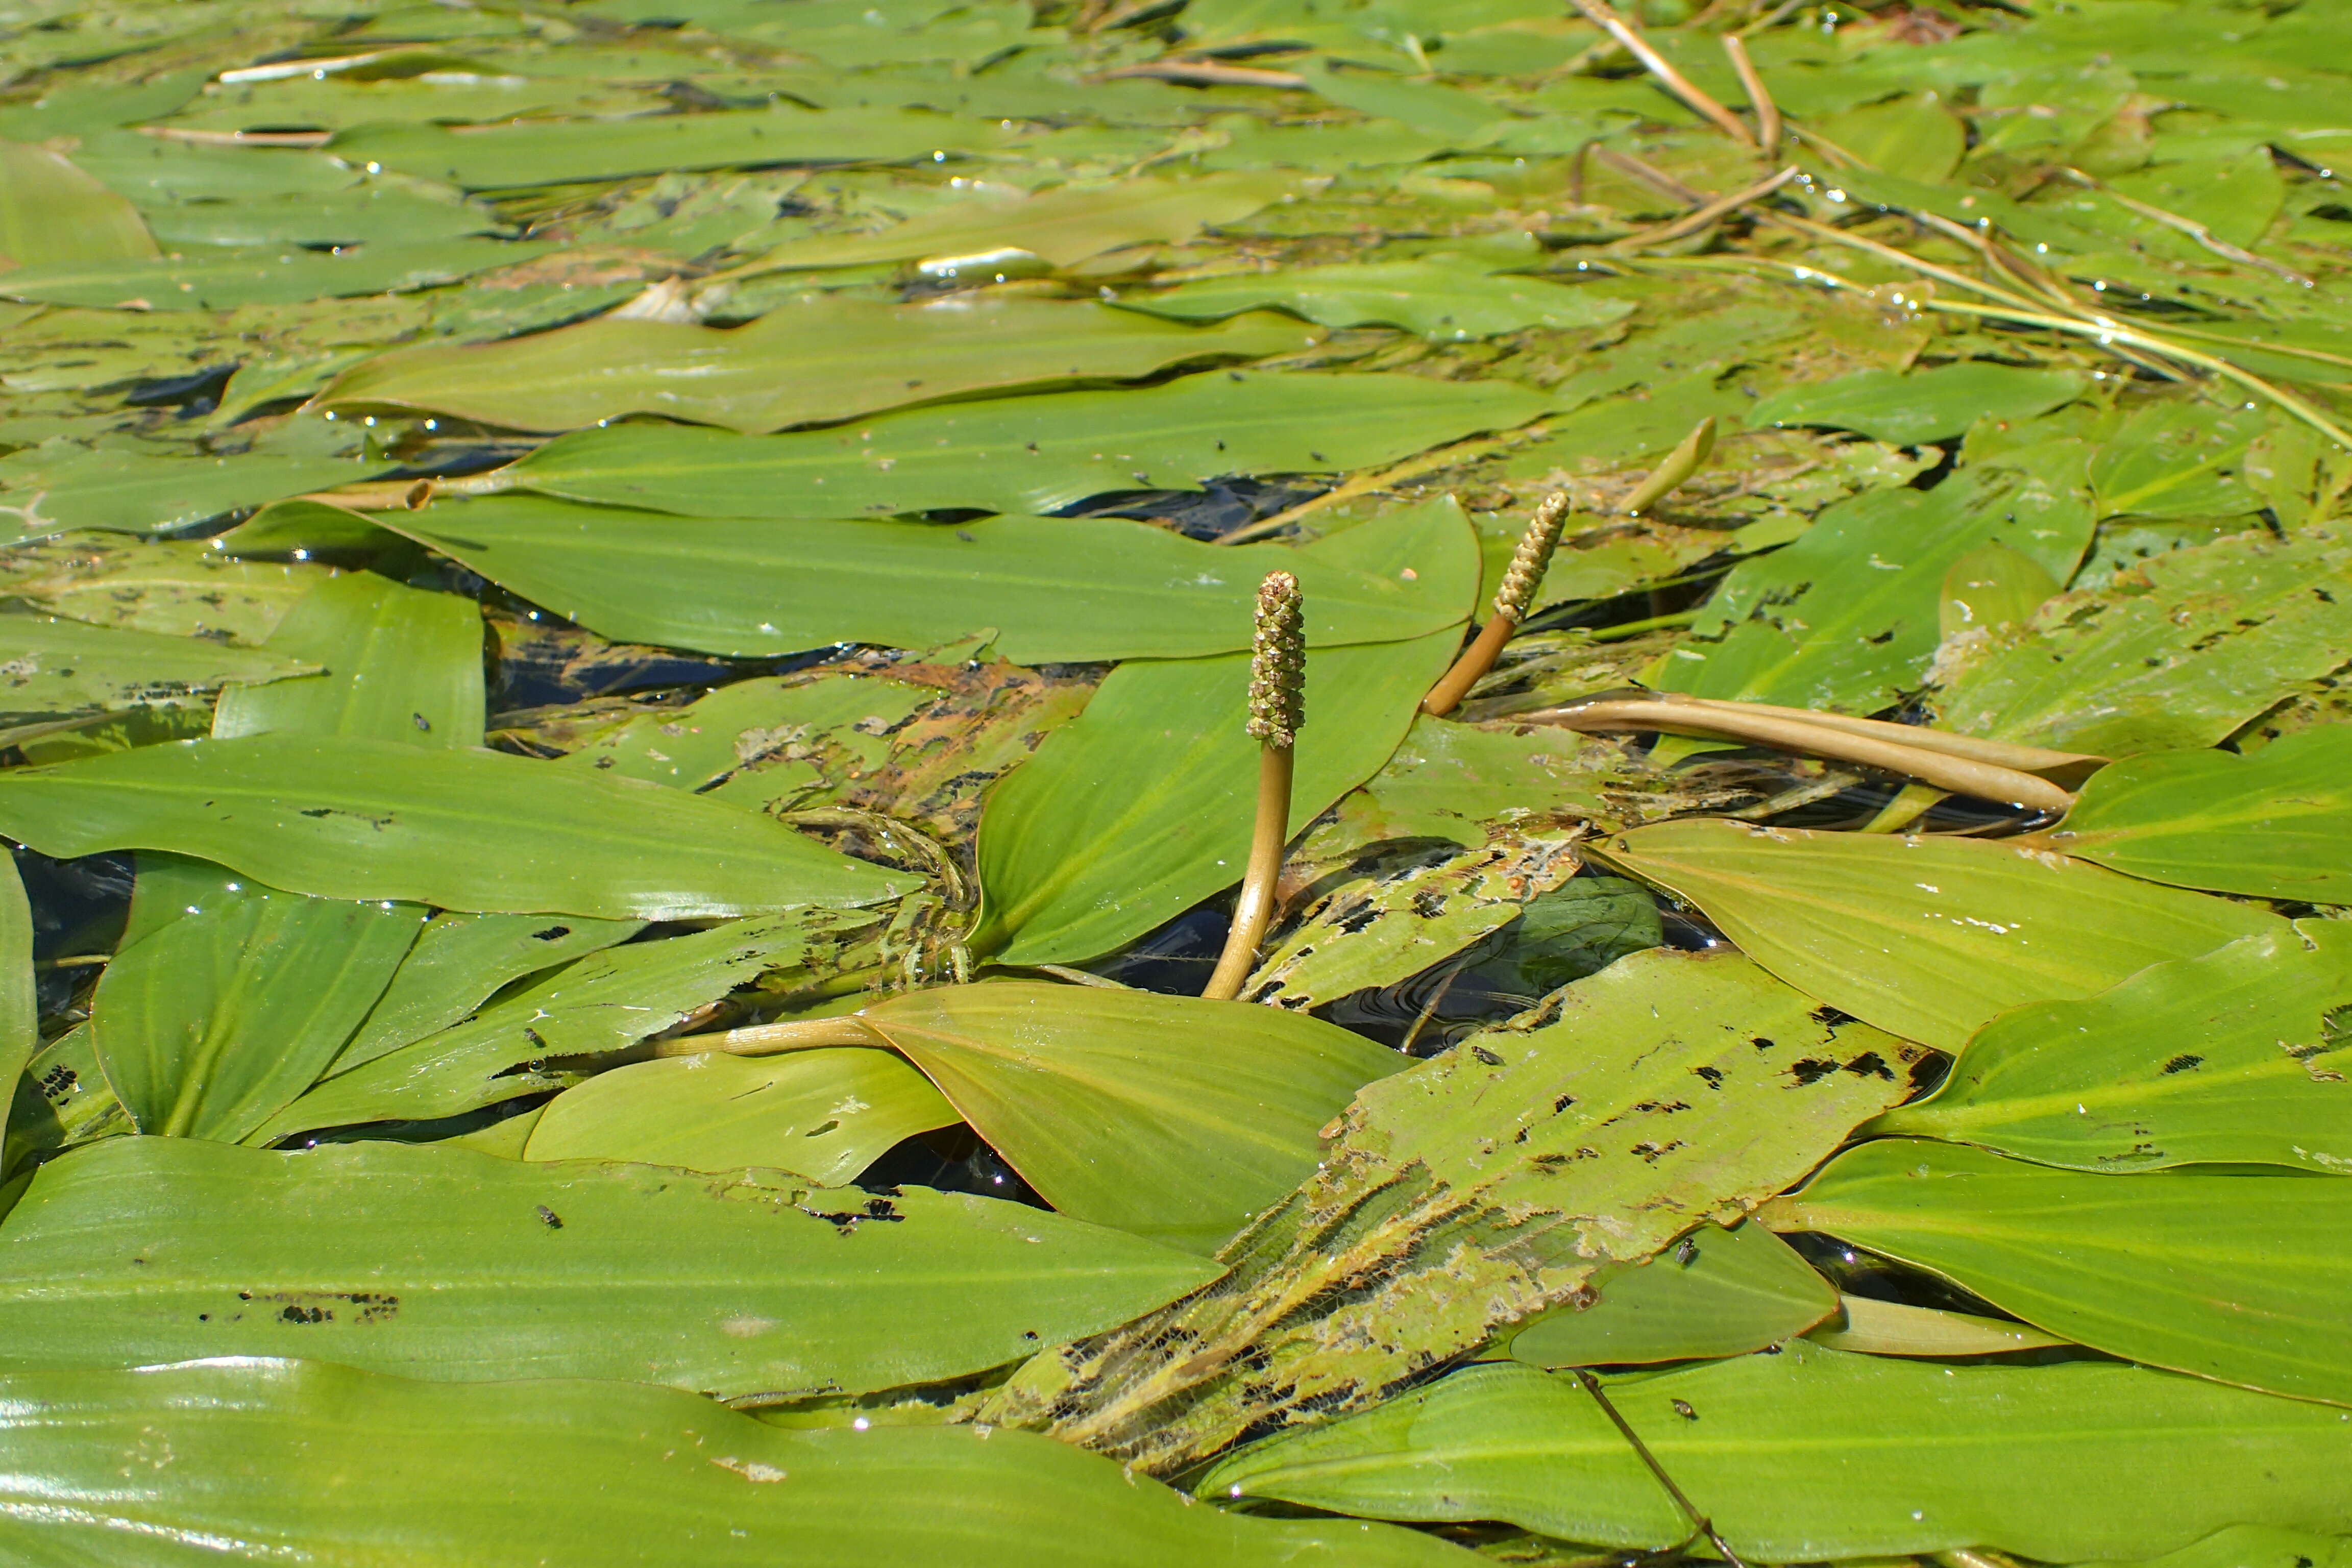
xmin=0 ymin=137 xmax=158 ymax=267
xmin=0 ymin=615 xmax=316 ymax=720
xmin=0 ymin=1357 xmax=1468 ymax=1568
xmin=1770 ymin=1138 xmax=2352 ymax=1407
xmin=1873 ymin=923 xmax=2352 ymax=1173
xmin=974 ymin=629 xmax=1460 ymax=967
xmin=466 ymin=370 xmax=1555 ymax=520
xmin=1505 ymin=1220 xmax=1836 ymax=1369
xmin=1202 ymin=1344 xmax=2352 ymax=1562
xmin=387 ymin=492 xmax=1477 ymax=665
xmin=2052 ymin=725 xmax=2352 ymax=904
xmin=1747 ymin=363 xmax=2086 ymax=446
xmin=828 ymin=982 xmax=1406 ymax=1253
xmin=524 ymin=1046 xmax=958 ymax=1184
xmin=323 ymin=298 xmax=1314 ymax=434
xmin=1588 ymin=819 xmax=2278 ymax=1051
xmin=1120 ymin=259 xmax=1634 ymax=340
xmin=0 ymin=733 xmax=912 ymax=920
xmin=0 ymin=1136 xmax=1219 ymax=1399
xmin=212 ymin=570 xmax=485 ymax=747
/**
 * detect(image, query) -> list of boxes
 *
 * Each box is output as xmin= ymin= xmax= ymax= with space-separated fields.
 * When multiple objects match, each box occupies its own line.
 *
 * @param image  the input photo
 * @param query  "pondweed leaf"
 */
xmin=775 ymin=982 xmax=1405 ymax=1254
xmin=388 ymin=491 xmax=1477 ymax=665
xmin=0 ymin=734 xmax=912 ymax=920
xmin=0 ymin=441 xmax=380 ymax=540
xmin=321 ymin=297 xmax=1316 ymax=434
xmin=331 ymin=911 xmax=645 ymax=1076
xmin=983 ymin=950 xmax=1926 ymax=1471
xmin=212 ymin=570 xmax=484 ymax=747
xmin=1808 ymin=1295 xmax=2073 ymax=1359
xmin=1767 ymin=1139 xmax=2352 ymax=1408
xmin=1588 ymin=820 xmax=2279 ymax=1052
xmin=1746 ymin=363 xmax=2086 ymax=447
xmin=718 ymin=170 xmax=1295 ymax=272
xmin=0 ymin=238 xmax=558 ymax=310
xmin=0 ymin=1358 xmax=1470 ymax=1568
xmin=0 ymin=616 xmax=316 ymax=721
xmin=460 ymin=370 xmax=1555 ymax=519
xmin=0 ymin=138 xmax=158 ymax=267
xmin=2051 ymin=724 xmax=2352 ymax=904
xmin=524 ymin=1046 xmax=956 ymax=1185
xmin=0 ymin=534 xmax=332 ymax=644
xmin=1504 ymin=1219 xmax=1835 ymax=1369
xmin=1654 ymin=458 xmax=2094 ymax=716
xmin=92 ymin=860 xmax=424 ymax=1143
xmin=1873 ymin=922 xmax=2352 ymax=1174
xmin=258 ymin=911 xmax=856 ymax=1135
xmin=1201 ymin=1344 xmax=2352 ymax=1562
xmin=1930 ymin=526 xmax=2352 ymax=757
xmin=1119 ymin=258 xmax=1635 ymax=341
xmin=0 ymin=854 xmax=32 ymax=1177
xmin=0 ymin=1137 xmax=1218 ymax=1399
xmin=326 ymin=106 xmax=1023 ymax=189
xmin=973 ymin=629 xmax=1457 ymax=967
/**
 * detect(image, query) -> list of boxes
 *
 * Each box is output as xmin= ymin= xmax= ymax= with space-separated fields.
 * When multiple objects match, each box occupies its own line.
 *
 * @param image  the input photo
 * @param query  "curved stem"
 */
xmin=1420 ymin=614 xmax=1517 ymax=718
xmin=648 ymin=1015 xmax=887 ymax=1059
xmin=1528 ymin=699 xmax=2078 ymax=811
xmin=1203 ymin=746 xmax=1293 ymax=1000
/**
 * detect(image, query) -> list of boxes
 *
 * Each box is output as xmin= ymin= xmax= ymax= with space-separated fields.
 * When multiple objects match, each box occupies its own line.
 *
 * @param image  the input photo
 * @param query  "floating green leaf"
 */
xmin=212 ymin=570 xmax=485 ymax=747
xmin=1769 ymin=1138 xmax=2352 ymax=1407
xmin=322 ymin=298 xmax=1314 ymax=434
xmin=2052 ymin=725 xmax=2352 ymax=904
xmin=461 ymin=370 xmax=1555 ymax=519
xmin=1747 ymin=363 xmax=2085 ymax=447
xmin=1120 ymin=259 xmax=1634 ymax=341
xmin=1874 ymin=923 xmax=2352 ymax=1174
xmin=0 ymin=237 xmax=557 ymax=310
xmin=260 ymin=912 xmax=850 ymax=1135
xmin=974 ymin=629 xmax=1457 ymax=966
xmin=0 ymin=1136 xmax=1219 ymax=1398
xmin=524 ymin=1046 xmax=956 ymax=1185
xmin=0 ymin=615 xmax=316 ymax=720
xmin=984 ymin=950 xmax=1927 ymax=1471
xmin=1931 ymin=526 xmax=2352 ymax=757
xmin=807 ymin=983 xmax=1405 ymax=1253
xmin=1588 ymin=819 xmax=2278 ymax=1051
xmin=388 ymin=492 xmax=1476 ymax=665
xmin=0 ymin=439 xmax=379 ymax=538
xmin=0 ymin=534 xmax=332 ymax=644
xmin=333 ymin=911 xmax=646 ymax=1075
xmin=1505 ymin=1220 xmax=1836 ymax=1369
xmin=0 ymin=1358 xmax=1468 ymax=1568
xmin=0 ymin=138 xmax=158 ymax=267
xmin=1654 ymin=458 xmax=2094 ymax=714
xmin=0 ymin=734 xmax=912 ymax=920
xmin=0 ymin=853 xmax=32 ymax=1176
xmin=91 ymin=859 xmax=425 ymax=1142
xmin=1202 ymin=1344 xmax=2352 ymax=1561
xmin=691 ymin=170 xmax=1293 ymax=272
xmin=329 ymin=107 xmax=1019 ymax=189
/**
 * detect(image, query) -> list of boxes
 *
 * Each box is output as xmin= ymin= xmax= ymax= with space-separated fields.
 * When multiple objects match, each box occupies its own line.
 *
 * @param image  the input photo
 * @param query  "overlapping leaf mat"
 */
xmin=2 ymin=0 xmax=2350 ymax=1560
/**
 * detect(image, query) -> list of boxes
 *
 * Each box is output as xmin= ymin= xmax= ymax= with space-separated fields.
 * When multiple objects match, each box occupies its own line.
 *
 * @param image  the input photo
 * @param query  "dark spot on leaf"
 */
xmin=281 ymin=1305 xmax=330 ymax=1324
xmin=806 ymin=1119 xmax=841 ymax=1136
xmin=2160 ymin=1054 xmax=2205 ymax=1074
xmin=1552 ymin=1094 xmax=1575 ymax=1114
xmin=1473 ymin=1046 xmax=1504 ymax=1066
xmin=1842 ymin=1051 xmax=1894 ymax=1081
xmin=532 ymin=926 xmax=571 ymax=941
xmin=524 ymin=1028 xmax=548 ymax=1049
xmin=537 ymin=1206 xmax=563 ymax=1229
xmin=1751 ymin=1036 xmax=1776 ymax=1051
xmin=1808 ymin=1006 xmax=1857 ymax=1027
xmin=1787 ymin=1059 xmax=1840 ymax=1086
xmin=1692 ymin=1066 xmax=1723 ymax=1089
xmin=412 ymin=712 xmax=431 ymax=732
